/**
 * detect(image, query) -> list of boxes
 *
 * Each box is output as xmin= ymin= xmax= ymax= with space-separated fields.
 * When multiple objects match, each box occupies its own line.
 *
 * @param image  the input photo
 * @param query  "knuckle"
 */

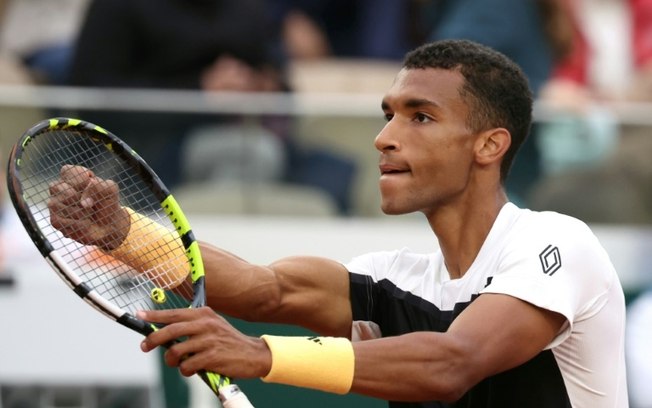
xmin=49 ymin=181 xmax=62 ymax=195
xmin=198 ymin=307 xmax=213 ymax=317
xmin=165 ymin=346 xmax=183 ymax=363
xmin=166 ymin=323 xmax=187 ymax=339
xmin=91 ymin=178 xmax=113 ymax=195
xmin=207 ymin=347 xmax=221 ymax=363
xmin=163 ymin=350 xmax=177 ymax=367
xmin=62 ymin=166 xmax=93 ymax=191
xmin=179 ymin=362 xmax=195 ymax=377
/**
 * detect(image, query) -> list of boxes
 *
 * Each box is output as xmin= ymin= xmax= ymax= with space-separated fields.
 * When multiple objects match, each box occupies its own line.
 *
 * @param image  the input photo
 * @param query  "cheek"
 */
xmin=414 ymin=147 xmax=472 ymax=190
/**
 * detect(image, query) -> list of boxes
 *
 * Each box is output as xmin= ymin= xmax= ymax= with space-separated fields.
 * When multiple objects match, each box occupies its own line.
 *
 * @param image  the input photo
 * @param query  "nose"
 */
xmin=374 ymin=121 xmax=399 ymax=152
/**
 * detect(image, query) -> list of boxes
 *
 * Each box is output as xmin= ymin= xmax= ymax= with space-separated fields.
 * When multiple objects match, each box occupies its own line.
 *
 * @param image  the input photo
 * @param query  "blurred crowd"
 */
xmin=1 ymin=0 xmax=651 ymax=222
xmin=1 ymin=1 xmax=652 ymax=407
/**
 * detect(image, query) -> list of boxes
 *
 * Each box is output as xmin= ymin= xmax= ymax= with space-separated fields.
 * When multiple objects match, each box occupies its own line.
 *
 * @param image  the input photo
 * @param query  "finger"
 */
xmin=162 ymin=340 xmax=199 ymax=370
xmin=175 ymin=335 xmax=229 ymax=377
xmin=50 ymin=214 xmax=93 ymax=243
xmin=80 ymin=177 xmax=120 ymax=214
xmin=178 ymin=352 xmax=210 ymax=377
xmin=138 ymin=308 xmax=214 ymax=352
xmin=141 ymin=320 xmax=202 ymax=352
xmin=48 ymin=201 xmax=90 ymax=220
xmin=60 ymin=165 xmax=94 ymax=192
xmin=49 ymin=180 xmax=82 ymax=206
xmin=137 ymin=308 xmax=199 ymax=325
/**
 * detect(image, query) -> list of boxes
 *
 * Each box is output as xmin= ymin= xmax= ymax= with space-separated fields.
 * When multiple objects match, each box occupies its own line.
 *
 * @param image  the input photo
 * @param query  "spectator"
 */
xmin=68 ymin=0 xmax=288 ymax=189
xmin=269 ymin=0 xmax=418 ymax=62
xmin=68 ymin=0 xmax=357 ymax=213
xmin=528 ymin=0 xmax=652 ymax=224
xmin=0 ymin=0 xmax=88 ymax=85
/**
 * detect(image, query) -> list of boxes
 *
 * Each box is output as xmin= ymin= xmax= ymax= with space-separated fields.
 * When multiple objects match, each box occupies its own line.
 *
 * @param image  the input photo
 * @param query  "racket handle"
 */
xmin=219 ymin=384 xmax=255 ymax=408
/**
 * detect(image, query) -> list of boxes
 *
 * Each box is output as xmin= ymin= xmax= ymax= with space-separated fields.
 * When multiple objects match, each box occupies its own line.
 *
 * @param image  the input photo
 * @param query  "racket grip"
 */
xmin=219 ymin=384 xmax=255 ymax=408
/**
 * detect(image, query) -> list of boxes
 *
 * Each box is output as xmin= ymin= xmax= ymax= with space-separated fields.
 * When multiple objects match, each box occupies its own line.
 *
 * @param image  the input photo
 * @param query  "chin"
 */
xmin=380 ymin=201 xmax=412 ymax=216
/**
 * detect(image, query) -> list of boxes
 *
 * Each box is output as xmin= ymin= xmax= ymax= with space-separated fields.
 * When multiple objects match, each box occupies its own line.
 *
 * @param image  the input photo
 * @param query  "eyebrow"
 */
xmin=381 ymin=98 xmax=440 ymax=111
xmin=405 ymin=98 xmax=440 ymax=109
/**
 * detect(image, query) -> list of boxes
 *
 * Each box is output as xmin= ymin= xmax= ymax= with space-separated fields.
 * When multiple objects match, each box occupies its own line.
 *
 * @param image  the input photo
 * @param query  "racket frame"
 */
xmin=6 ymin=118 xmax=250 ymax=407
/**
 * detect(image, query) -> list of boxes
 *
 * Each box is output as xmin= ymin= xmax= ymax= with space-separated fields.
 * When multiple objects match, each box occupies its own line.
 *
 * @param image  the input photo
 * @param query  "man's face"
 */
xmin=376 ymin=67 xmax=479 ymax=216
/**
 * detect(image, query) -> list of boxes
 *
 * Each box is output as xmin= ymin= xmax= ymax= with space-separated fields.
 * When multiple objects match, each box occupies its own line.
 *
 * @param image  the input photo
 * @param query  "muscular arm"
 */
xmin=199 ymin=241 xmax=353 ymax=337
xmin=48 ymin=165 xmax=353 ymax=337
xmin=351 ymin=293 xmax=566 ymax=402
xmin=138 ymin=250 xmax=565 ymax=402
xmin=53 ymin=167 xmax=567 ymax=401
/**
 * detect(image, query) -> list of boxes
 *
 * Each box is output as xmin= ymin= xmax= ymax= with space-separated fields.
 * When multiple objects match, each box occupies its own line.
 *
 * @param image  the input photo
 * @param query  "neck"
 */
xmin=426 ymin=189 xmax=508 ymax=279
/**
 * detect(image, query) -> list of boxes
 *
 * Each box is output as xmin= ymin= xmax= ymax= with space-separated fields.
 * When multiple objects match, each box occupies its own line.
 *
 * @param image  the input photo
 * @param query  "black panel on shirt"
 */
xmin=349 ymin=272 xmax=571 ymax=408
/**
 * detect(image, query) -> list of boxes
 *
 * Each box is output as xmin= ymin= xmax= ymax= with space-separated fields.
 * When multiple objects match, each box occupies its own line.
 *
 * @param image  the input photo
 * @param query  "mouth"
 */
xmin=379 ymin=164 xmax=410 ymax=176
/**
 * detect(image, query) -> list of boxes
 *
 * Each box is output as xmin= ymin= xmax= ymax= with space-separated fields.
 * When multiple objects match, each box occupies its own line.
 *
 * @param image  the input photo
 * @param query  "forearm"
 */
xmin=351 ymin=332 xmax=472 ymax=402
xmin=199 ymin=242 xmax=353 ymax=336
xmin=199 ymin=241 xmax=281 ymax=321
xmin=259 ymin=331 xmax=473 ymax=402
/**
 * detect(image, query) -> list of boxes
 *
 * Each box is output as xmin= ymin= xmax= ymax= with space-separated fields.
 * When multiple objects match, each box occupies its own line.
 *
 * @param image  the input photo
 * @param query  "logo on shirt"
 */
xmin=539 ymin=245 xmax=562 ymax=276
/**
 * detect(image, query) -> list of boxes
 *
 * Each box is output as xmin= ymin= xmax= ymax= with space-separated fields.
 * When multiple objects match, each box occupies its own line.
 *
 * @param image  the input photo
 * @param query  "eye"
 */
xmin=414 ymin=113 xmax=431 ymax=123
xmin=384 ymin=113 xmax=394 ymax=122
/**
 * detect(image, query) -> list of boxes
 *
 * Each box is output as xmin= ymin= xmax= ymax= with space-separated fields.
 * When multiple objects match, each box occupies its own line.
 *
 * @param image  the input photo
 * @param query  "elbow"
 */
xmin=402 ymin=361 xmax=473 ymax=403
xmin=424 ymin=366 xmax=473 ymax=403
xmin=423 ymin=338 xmax=479 ymax=402
xmin=436 ymin=378 xmax=471 ymax=403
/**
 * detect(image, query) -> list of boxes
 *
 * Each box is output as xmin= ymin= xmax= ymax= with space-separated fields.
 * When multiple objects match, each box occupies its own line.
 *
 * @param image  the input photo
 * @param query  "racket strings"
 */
xmin=18 ymin=128 xmax=194 ymax=313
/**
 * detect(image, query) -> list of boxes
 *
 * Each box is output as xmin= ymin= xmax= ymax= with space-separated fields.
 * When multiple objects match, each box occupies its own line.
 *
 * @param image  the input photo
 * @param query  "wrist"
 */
xmin=253 ymin=336 xmax=273 ymax=378
xmin=260 ymin=335 xmax=355 ymax=394
xmin=102 ymin=207 xmax=187 ymax=288
xmin=103 ymin=206 xmax=131 ymax=251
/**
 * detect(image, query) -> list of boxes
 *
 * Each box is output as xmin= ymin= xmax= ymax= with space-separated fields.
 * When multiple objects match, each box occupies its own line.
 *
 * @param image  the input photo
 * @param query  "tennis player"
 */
xmin=49 ymin=39 xmax=628 ymax=407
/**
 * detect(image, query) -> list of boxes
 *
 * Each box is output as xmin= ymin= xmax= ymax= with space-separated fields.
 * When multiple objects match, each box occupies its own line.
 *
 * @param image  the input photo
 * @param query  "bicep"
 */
xmin=270 ymin=256 xmax=352 ymax=337
xmin=447 ymin=293 xmax=566 ymax=383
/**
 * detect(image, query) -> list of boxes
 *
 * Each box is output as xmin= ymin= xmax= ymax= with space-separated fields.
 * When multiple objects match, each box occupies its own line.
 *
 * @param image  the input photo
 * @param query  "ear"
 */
xmin=474 ymin=128 xmax=511 ymax=165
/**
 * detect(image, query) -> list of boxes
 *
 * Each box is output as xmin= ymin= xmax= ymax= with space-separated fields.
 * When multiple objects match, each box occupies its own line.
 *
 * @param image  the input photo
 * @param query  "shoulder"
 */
xmin=345 ymin=248 xmax=438 ymax=282
xmin=483 ymin=205 xmax=621 ymax=330
xmin=506 ymin=205 xmax=601 ymax=254
xmin=490 ymin=203 xmax=617 ymax=293
xmin=512 ymin=205 xmax=592 ymax=234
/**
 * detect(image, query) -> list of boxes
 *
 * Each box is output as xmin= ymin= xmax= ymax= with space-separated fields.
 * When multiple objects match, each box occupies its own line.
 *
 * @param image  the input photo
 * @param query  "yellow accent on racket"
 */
xmin=151 ymin=287 xmax=166 ymax=304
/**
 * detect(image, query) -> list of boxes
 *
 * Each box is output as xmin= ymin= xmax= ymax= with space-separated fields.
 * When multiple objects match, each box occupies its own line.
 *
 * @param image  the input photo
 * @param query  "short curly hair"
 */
xmin=403 ymin=39 xmax=533 ymax=183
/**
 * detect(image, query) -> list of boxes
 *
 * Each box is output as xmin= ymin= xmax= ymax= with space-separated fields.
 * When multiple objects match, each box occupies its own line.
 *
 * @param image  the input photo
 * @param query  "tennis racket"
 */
xmin=6 ymin=117 xmax=254 ymax=408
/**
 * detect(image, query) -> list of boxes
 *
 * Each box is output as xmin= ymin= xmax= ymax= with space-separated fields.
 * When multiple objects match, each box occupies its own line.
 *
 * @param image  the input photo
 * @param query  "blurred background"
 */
xmin=0 ymin=0 xmax=651 ymax=407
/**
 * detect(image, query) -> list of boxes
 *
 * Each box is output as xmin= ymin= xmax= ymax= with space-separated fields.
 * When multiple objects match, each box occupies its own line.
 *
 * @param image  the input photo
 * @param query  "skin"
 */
xmin=49 ymin=67 xmax=566 ymax=403
xmin=48 ymin=165 xmax=130 ymax=251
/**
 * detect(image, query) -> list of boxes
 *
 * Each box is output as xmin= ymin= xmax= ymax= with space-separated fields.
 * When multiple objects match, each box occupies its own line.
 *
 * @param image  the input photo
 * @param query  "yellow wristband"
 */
xmin=106 ymin=207 xmax=188 ymax=289
xmin=260 ymin=335 xmax=355 ymax=394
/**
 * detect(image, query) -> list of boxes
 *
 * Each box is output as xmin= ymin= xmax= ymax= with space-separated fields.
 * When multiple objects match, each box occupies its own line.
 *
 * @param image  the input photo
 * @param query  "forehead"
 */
xmin=383 ymin=68 xmax=467 ymax=109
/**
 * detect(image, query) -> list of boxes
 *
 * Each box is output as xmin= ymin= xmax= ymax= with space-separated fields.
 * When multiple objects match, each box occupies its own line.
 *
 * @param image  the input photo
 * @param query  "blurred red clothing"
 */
xmin=553 ymin=0 xmax=652 ymax=84
xmin=551 ymin=0 xmax=591 ymax=84
xmin=631 ymin=0 xmax=652 ymax=68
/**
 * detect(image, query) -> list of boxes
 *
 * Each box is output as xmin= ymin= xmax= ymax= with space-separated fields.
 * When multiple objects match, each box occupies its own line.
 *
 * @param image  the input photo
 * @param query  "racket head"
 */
xmin=6 ymin=117 xmax=206 ymax=330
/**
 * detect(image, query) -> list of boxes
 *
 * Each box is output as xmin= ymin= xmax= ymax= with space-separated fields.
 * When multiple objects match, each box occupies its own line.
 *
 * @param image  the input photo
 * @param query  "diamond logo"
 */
xmin=539 ymin=245 xmax=562 ymax=276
